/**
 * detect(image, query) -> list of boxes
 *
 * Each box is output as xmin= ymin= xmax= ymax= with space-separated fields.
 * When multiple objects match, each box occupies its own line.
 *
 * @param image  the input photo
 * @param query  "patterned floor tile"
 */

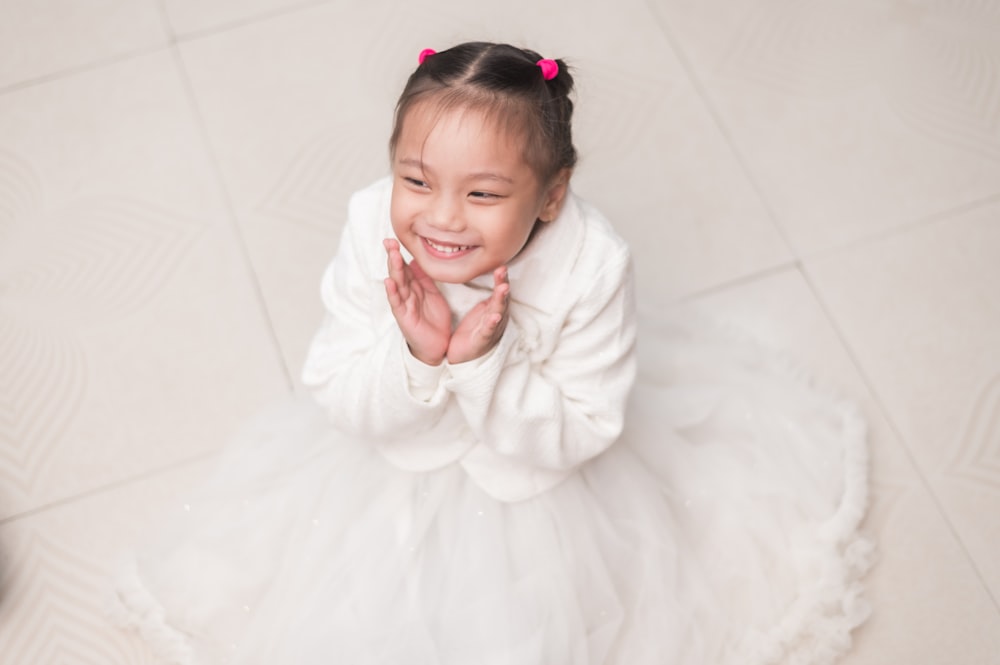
xmin=1 ymin=2 xmax=997 ymax=663
xmin=649 ymin=0 xmax=1000 ymax=255
xmin=0 ymin=52 xmax=288 ymax=519
xmin=162 ymin=0 xmax=325 ymax=37
xmin=0 ymin=0 xmax=167 ymax=91
xmin=806 ymin=202 xmax=1000 ymax=602
xmin=175 ymin=0 xmax=792 ymax=375
xmin=0 ymin=459 xmax=215 ymax=665
xmin=686 ymin=267 xmax=1000 ymax=663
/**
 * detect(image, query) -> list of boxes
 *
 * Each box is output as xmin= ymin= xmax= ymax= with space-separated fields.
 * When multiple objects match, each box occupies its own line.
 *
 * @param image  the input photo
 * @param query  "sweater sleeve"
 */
xmin=445 ymin=246 xmax=637 ymax=471
xmin=301 ymin=192 xmax=450 ymax=439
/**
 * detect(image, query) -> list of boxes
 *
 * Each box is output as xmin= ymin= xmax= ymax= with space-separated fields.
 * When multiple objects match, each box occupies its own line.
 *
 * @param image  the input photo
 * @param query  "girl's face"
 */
xmin=390 ymin=102 xmax=568 ymax=284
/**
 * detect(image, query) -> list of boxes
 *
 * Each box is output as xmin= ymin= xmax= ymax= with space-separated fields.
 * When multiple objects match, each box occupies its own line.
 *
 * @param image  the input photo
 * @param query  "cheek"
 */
xmin=389 ymin=195 xmax=410 ymax=232
xmin=490 ymin=212 xmax=538 ymax=255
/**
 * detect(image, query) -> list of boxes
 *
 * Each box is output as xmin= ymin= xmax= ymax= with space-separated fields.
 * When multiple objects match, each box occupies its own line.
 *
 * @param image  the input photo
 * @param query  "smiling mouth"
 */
xmin=422 ymin=236 xmax=477 ymax=256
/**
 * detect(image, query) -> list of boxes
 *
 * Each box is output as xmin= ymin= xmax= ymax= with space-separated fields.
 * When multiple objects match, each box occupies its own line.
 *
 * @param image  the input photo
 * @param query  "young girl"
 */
xmin=111 ymin=42 xmax=872 ymax=665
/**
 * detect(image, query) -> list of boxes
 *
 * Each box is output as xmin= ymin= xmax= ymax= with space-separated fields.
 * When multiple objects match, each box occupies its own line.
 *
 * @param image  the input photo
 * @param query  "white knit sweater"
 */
xmin=302 ymin=177 xmax=636 ymax=502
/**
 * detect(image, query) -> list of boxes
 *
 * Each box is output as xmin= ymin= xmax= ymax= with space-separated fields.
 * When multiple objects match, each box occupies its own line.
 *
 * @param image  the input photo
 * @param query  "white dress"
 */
xmin=109 ymin=180 xmax=872 ymax=665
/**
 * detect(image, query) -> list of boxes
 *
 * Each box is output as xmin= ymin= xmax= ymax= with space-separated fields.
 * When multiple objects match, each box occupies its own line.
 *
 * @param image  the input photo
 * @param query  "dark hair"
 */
xmin=389 ymin=42 xmax=577 ymax=183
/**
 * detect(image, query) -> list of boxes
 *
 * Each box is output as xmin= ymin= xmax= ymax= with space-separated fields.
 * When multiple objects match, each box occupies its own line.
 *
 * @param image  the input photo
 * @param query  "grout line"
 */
xmin=0 ymin=451 xmax=220 ymax=527
xmin=799 ymin=263 xmax=1000 ymax=615
xmin=0 ymin=43 xmax=170 ymax=97
xmin=171 ymin=0 xmax=336 ymax=45
xmin=0 ymin=0 xmax=334 ymax=98
xmin=644 ymin=0 xmax=798 ymax=261
xmin=674 ymin=259 xmax=800 ymax=303
xmin=645 ymin=0 xmax=1000 ymax=615
xmin=167 ymin=44 xmax=296 ymax=390
xmin=151 ymin=0 xmax=178 ymax=44
xmin=644 ymin=1 xmax=1000 ymax=271
xmin=802 ymin=191 xmax=1000 ymax=263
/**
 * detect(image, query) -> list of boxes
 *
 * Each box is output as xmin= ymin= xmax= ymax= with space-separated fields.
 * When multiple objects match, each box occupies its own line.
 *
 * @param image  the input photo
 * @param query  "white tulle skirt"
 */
xmin=108 ymin=314 xmax=873 ymax=665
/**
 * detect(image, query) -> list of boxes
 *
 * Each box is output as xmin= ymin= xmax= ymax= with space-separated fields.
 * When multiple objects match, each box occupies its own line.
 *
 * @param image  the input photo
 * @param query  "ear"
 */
xmin=537 ymin=168 xmax=572 ymax=223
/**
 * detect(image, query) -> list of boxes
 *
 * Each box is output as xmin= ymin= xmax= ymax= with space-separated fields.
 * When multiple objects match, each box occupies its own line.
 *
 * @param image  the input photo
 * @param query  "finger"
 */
xmin=384 ymin=238 xmax=399 ymax=276
xmin=489 ymin=281 xmax=509 ymax=314
xmin=486 ymin=275 xmax=509 ymax=338
xmin=383 ymin=238 xmax=401 ymax=275
xmin=493 ymin=266 xmax=510 ymax=305
xmin=384 ymin=277 xmax=404 ymax=314
xmin=479 ymin=312 xmax=504 ymax=339
xmin=384 ymin=240 xmax=411 ymax=300
xmin=493 ymin=265 xmax=508 ymax=287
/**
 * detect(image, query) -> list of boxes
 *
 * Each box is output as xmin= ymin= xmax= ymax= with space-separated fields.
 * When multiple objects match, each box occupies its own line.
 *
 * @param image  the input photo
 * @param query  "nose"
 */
xmin=427 ymin=193 xmax=464 ymax=233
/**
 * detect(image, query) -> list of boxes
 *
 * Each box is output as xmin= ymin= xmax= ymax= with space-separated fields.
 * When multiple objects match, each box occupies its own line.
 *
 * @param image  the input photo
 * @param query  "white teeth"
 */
xmin=425 ymin=238 xmax=472 ymax=254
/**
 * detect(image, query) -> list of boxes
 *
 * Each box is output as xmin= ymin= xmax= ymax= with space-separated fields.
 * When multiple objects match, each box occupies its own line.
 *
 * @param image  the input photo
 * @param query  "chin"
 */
xmin=422 ymin=265 xmax=482 ymax=284
xmin=414 ymin=250 xmax=493 ymax=284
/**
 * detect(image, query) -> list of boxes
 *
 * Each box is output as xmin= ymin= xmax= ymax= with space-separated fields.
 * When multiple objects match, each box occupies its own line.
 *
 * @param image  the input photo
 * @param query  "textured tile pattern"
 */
xmin=649 ymin=0 xmax=1000 ymax=255
xmin=806 ymin=203 xmax=1000 ymax=601
xmin=0 ymin=0 xmax=167 ymax=90
xmin=0 ymin=52 xmax=289 ymax=519
xmin=1 ymin=0 xmax=999 ymax=663
xmin=162 ymin=0 xmax=320 ymax=36
xmin=0 ymin=460 xmax=213 ymax=663
xmin=689 ymin=270 xmax=1000 ymax=663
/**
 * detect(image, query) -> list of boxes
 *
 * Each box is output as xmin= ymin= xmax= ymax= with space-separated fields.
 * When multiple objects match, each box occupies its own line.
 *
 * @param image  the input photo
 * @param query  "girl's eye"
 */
xmin=404 ymin=177 xmax=427 ymax=188
xmin=469 ymin=191 xmax=499 ymax=200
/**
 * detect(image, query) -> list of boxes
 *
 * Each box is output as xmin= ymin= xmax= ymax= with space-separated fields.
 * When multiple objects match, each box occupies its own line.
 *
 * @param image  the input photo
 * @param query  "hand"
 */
xmin=383 ymin=239 xmax=452 ymax=365
xmin=447 ymin=266 xmax=509 ymax=364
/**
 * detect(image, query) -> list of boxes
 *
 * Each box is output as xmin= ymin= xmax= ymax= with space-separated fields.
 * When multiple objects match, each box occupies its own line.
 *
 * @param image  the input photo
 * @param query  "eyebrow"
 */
xmin=397 ymin=157 xmax=514 ymax=185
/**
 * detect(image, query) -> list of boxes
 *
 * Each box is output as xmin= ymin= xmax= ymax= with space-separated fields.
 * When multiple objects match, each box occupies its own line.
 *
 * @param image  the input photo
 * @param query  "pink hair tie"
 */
xmin=536 ymin=58 xmax=559 ymax=80
xmin=418 ymin=48 xmax=436 ymax=65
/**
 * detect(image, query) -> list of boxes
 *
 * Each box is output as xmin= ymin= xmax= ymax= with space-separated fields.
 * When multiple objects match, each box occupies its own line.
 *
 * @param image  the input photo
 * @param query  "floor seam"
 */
xmin=0 ymin=0 xmax=336 ymax=98
xmin=167 ymin=44 xmax=296 ymax=390
xmin=170 ymin=0 xmax=337 ymax=45
xmin=798 ymin=263 xmax=1000 ymax=616
xmin=674 ymin=260 xmax=801 ymax=303
xmin=0 ymin=43 xmax=171 ymax=97
xmin=801 ymin=191 xmax=1000 ymax=263
xmin=644 ymin=0 xmax=798 ymax=262
xmin=0 ymin=451 xmax=220 ymax=527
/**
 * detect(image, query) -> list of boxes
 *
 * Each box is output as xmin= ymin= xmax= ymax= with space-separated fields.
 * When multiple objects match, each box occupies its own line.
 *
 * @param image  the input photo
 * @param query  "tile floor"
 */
xmin=0 ymin=0 xmax=998 ymax=662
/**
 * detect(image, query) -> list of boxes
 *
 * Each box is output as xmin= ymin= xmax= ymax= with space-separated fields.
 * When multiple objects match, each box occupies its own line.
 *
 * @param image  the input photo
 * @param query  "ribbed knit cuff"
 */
xmin=400 ymin=338 xmax=447 ymax=403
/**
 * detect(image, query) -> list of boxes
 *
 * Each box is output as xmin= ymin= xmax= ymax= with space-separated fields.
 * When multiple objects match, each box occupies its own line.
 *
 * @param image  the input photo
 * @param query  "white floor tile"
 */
xmin=0 ymin=459 xmax=215 ymax=665
xmin=0 ymin=0 xmax=167 ymax=90
xmin=162 ymin=0 xmax=322 ymax=37
xmin=684 ymin=267 xmax=1000 ymax=663
xmin=0 ymin=52 xmax=288 ymax=519
xmin=2 ymin=1 xmax=998 ymax=662
xmin=649 ymin=0 xmax=1000 ymax=255
xmin=806 ymin=202 xmax=1000 ymax=603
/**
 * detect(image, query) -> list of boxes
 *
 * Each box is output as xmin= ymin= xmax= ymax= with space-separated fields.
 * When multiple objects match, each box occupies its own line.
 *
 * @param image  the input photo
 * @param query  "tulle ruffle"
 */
xmin=108 ymin=313 xmax=872 ymax=665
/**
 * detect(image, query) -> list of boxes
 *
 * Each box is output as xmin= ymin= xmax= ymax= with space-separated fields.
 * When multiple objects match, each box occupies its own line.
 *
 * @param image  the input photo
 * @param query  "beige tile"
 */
xmin=683 ymin=268 xmax=1000 ymax=663
xmin=162 ymin=0 xmax=323 ymax=36
xmin=837 ymin=482 xmax=1000 ymax=665
xmin=806 ymin=203 xmax=1000 ymax=604
xmin=0 ymin=459 xmax=214 ymax=664
xmin=0 ymin=52 xmax=289 ymax=519
xmin=176 ymin=0 xmax=791 ymax=375
xmin=649 ymin=0 xmax=1000 ymax=255
xmin=0 ymin=0 xmax=167 ymax=90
